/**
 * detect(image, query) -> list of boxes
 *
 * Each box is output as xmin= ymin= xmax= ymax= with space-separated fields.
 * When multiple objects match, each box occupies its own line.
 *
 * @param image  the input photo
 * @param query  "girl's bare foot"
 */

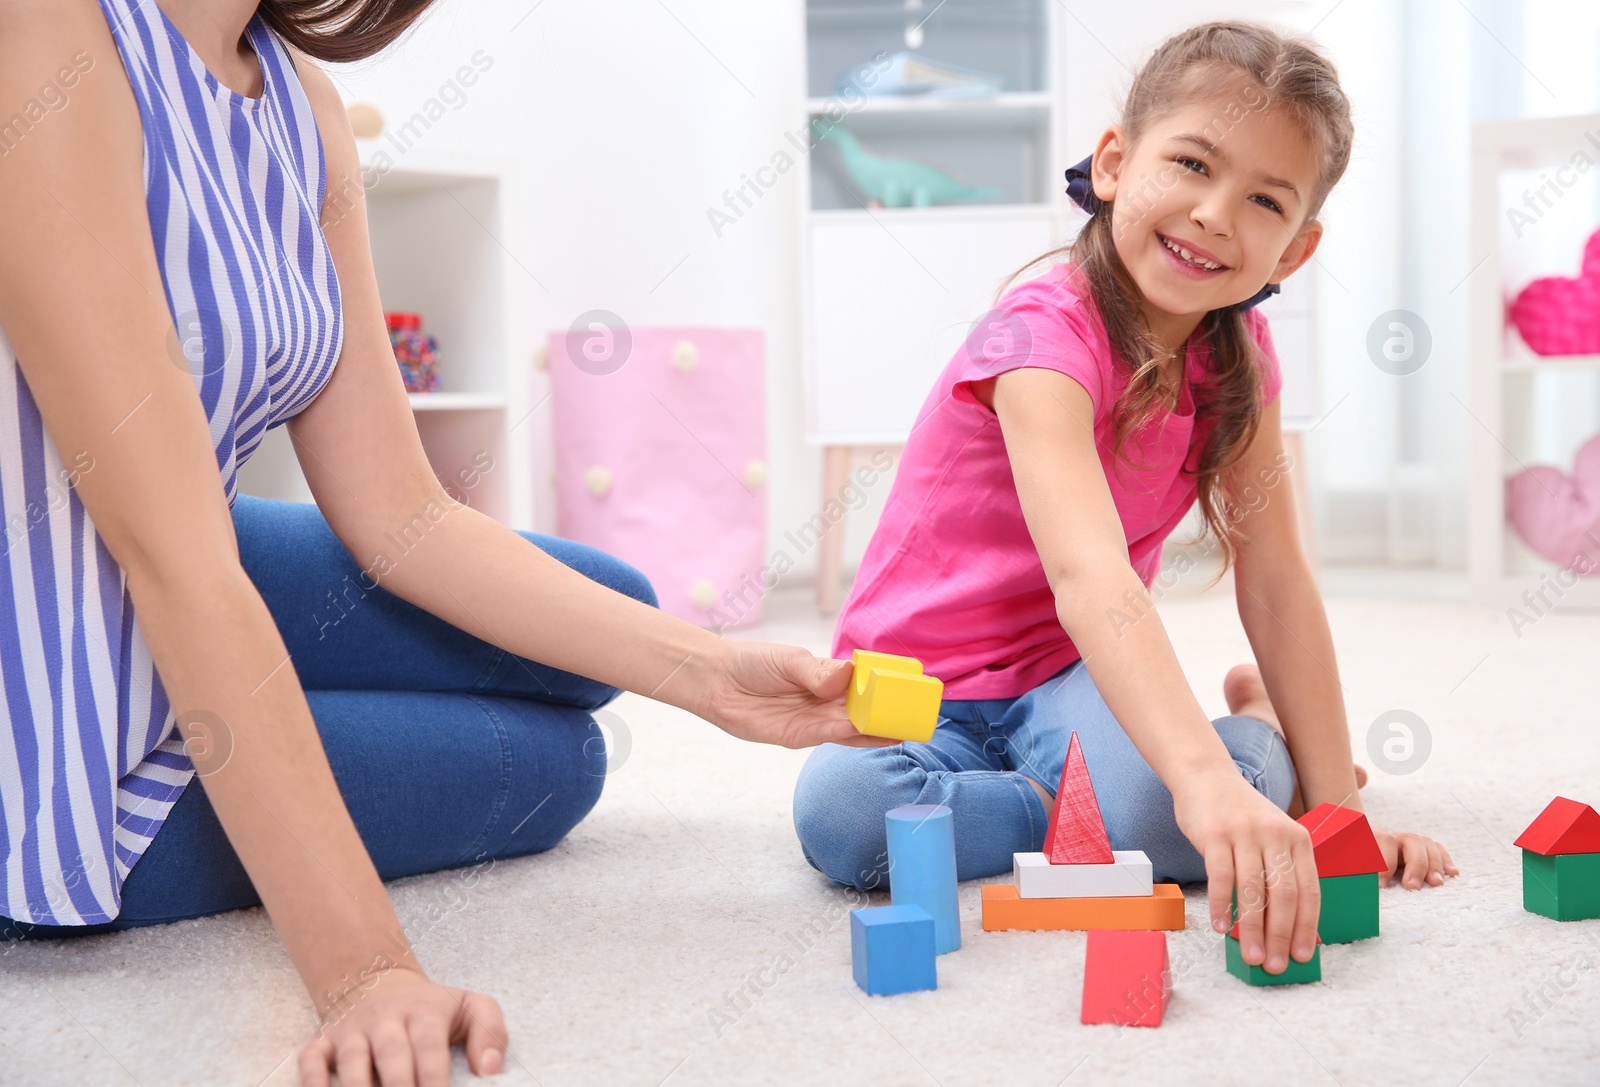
xmin=1224 ymin=662 xmax=1281 ymax=730
xmin=1223 ymin=663 xmax=1368 ymax=790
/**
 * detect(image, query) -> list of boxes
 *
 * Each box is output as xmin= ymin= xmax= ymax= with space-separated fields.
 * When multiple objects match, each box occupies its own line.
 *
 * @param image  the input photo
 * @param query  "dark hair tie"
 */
xmin=1063 ymin=155 xmax=1279 ymax=313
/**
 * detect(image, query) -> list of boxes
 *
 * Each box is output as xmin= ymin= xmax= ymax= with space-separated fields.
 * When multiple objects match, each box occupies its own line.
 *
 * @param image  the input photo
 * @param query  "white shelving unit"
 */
xmin=1468 ymin=112 xmax=1600 ymax=609
xmin=235 ymin=147 xmax=534 ymax=531
xmin=799 ymin=0 xmax=1065 ymax=610
xmin=802 ymin=91 xmax=1053 ymax=127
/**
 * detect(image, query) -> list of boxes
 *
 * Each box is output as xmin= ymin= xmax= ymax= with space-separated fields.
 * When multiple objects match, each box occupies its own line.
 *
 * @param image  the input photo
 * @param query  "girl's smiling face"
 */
xmin=1089 ymin=93 xmax=1326 ymax=351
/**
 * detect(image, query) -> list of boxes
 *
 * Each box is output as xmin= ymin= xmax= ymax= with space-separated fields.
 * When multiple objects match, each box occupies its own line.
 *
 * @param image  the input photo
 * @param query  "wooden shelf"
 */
xmin=810 ymin=201 xmax=1062 ymax=222
xmin=809 ymin=96 xmax=1050 ymax=139
xmin=805 ymin=91 xmax=1051 ymax=115
xmin=1500 ymin=349 xmax=1600 ymax=373
xmin=407 ymin=392 xmax=508 ymax=411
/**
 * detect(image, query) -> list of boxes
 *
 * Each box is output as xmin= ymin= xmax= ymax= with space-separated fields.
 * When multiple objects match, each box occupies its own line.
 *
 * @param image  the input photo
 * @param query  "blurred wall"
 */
xmin=326 ymin=0 xmax=1446 ymax=583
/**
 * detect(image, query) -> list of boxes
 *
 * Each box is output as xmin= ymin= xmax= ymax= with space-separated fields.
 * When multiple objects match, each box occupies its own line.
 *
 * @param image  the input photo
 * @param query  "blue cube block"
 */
xmin=850 ymin=905 xmax=937 ymax=996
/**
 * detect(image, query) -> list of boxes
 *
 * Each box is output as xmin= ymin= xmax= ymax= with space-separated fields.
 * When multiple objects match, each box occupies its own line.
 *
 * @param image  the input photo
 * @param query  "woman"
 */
xmin=0 ymin=1 xmax=884 ymax=1083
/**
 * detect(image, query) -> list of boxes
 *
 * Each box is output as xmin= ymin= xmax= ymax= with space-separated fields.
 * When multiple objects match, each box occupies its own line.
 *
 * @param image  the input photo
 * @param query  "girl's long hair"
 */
xmin=257 ymin=0 xmax=436 ymax=63
xmin=1006 ymin=22 xmax=1353 ymax=583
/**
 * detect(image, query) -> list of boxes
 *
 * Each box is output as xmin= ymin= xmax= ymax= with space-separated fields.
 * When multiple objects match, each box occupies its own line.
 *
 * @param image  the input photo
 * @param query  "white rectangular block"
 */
xmin=1013 ymin=850 xmax=1154 ymax=899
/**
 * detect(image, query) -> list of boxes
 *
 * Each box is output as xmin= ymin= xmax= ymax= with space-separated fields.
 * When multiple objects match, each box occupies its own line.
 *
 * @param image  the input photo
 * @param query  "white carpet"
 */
xmin=3 ymin=574 xmax=1598 ymax=1087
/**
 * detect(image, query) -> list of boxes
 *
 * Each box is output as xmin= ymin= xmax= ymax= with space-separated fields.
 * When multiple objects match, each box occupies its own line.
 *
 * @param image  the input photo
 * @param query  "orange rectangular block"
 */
xmin=981 ymin=882 xmax=1186 ymax=931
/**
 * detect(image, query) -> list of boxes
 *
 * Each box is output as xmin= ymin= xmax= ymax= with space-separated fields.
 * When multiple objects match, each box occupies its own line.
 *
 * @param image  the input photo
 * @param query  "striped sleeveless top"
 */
xmin=0 ymin=0 xmax=343 ymax=925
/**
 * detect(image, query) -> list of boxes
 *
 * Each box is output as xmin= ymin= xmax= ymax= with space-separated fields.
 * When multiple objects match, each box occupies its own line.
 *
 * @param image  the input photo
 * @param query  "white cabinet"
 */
xmin=236 ymin=148 xmax=533 ymax=530
xmin=799 ymin=0 xmax=1064 ymax=608
xmin=1468 ymin=112 xmax=1600 ymax=608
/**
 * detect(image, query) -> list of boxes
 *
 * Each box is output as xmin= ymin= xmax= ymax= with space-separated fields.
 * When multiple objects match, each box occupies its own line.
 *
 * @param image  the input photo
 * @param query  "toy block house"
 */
xmin=982 ymin=732 xmax=1185 ymax=932
xmin=1225 ymin=919 xmax=1322 ymax=986
xmin=1297 ymin=802 xmax=1387 ymax=943
xmin=1514 ymin=797 xmax=1600 ymax=922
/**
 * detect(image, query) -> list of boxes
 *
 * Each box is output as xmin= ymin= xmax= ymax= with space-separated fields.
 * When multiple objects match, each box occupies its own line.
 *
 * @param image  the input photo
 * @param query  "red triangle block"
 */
xmin=1081 ymin=929 xmax=1169 ymax=1027
xmin=1514 ymin=797 xmax=1600 ymax=856
xmin=1043 ymin=732 xmax=1114 ymax=864
xmin=1297 ymin=803 xmax=1386 ymax=877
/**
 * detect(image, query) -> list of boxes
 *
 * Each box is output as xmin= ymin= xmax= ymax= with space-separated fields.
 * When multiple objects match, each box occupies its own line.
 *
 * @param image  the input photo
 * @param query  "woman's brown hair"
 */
xmin=1005 ymin=21 xmax=1353 ymax=584
xmin=257 ymin=0 xmax=437 ymax=64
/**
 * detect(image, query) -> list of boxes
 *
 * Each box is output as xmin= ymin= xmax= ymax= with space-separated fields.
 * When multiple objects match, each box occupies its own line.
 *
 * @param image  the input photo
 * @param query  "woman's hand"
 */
xmin=1376 ymin=828 xmax=1458 ymax=889
xmin=1173 ymin=768 xmax=1321 ymax=975
xmin=695 ymin=642 xmax=899 ymax=750
xmin=298 ymin=967 xmax=507 ymax=1087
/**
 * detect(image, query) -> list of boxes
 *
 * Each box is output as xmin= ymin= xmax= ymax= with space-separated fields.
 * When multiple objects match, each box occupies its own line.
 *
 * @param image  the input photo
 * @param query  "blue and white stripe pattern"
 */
xmin=0 ymin=0 xmax=343 ymax=925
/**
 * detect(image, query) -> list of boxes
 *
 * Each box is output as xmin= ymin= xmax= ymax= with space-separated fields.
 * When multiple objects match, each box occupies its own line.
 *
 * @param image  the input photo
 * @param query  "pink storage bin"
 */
xmin=549 ymin=325 xmax=767 ymax=629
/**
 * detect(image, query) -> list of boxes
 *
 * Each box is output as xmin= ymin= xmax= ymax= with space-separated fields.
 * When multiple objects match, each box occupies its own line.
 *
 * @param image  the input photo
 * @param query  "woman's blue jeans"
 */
xmin=792 ymin=658 xmax=1297 ymax=889
xmin=3 ymin=495 xmax=655 ymax=937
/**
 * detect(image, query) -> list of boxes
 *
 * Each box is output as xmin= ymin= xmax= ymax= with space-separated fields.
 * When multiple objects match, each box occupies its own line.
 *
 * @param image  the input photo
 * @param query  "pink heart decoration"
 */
xmin=1505 ymin=432 xmax=1600 ymax=566
xmin=1509 ymin=228 xmax=1600 ymax=356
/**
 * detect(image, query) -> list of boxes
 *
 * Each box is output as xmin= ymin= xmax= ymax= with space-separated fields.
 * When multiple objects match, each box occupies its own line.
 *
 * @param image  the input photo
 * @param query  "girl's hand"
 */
xmin=1173 ymin=769 xmax=1321 ymax=975
xmin=298 ymin=967 xmax=507 ymax=1087
xmin=1376 ymin=828 xmax=1458 ymax=889
xmin=697 ymin=643 xmax=899 ymax=750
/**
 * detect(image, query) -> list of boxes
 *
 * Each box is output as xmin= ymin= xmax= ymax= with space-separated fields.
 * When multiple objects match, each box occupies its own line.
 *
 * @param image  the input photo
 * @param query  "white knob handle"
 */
xmin=672 ymin=341 xmax=699 ymax=372
xmin=688 ymin=579 xmax=716 ymax=609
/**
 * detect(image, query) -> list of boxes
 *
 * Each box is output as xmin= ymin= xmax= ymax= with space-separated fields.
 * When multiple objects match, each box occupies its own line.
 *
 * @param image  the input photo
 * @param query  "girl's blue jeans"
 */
xmin=3 ymin=495 xmax=655 ymax=938
xmin=792 ymin=658 xmax=1298 ymax=889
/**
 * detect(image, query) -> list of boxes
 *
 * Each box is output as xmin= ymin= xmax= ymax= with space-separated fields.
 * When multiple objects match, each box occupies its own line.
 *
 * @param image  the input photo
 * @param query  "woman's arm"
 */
xmin=282 ymin=57 xmax=884 ymax=753
xmin=0 ymin=6 xmax=505 ymax=1082
xmin=1227 ymin=399 xmax=1459 ymax=890
xmin=980 ymin=366 xmax=1321 ymax=975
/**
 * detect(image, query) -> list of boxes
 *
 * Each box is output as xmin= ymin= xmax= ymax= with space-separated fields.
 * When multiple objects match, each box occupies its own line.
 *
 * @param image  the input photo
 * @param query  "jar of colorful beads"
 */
xmin=386 ymin=311 xmax=441 ymax=392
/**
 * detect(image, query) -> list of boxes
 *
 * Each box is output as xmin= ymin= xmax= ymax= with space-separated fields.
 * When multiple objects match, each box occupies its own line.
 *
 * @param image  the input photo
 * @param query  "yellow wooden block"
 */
xmin=846 ymin=649 xmax=943 ymax=743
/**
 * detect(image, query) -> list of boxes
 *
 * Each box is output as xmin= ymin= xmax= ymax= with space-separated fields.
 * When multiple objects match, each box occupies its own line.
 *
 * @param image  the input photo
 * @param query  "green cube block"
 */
xmin=1225 ymin=935 xmax=1321 ymax=986
xmin=1318 ymin=872 xmax=1379 ymax=943
xmin=1523 ymin=850 xmax=1600 ymax=921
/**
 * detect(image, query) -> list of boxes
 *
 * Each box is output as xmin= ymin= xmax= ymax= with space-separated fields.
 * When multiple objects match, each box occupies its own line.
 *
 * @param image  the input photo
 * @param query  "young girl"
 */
xmin=793 ymin=21 xmax=1457 ymax=978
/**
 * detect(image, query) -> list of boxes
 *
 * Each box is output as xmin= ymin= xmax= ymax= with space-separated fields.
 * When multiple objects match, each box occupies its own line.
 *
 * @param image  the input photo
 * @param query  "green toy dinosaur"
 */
xmin=813 ymin=120 xmax=1002 ymax=208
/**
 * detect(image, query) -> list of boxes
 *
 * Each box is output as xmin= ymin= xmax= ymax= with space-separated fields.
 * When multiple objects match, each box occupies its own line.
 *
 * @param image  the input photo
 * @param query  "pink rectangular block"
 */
xmin=549 ymin=325 xmax=767 ymax=629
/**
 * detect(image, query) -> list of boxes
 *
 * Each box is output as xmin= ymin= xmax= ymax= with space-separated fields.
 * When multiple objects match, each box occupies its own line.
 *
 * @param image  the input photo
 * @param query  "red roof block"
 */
xmin=1043 ymin=731 xmax=1114 ymax=865
xmin=1081 ymin=929 xmax=1170 ymax=1027
xmin=1297 ymin=803 xmax=1386 ymax=877
xmin=1514 ymin=797 xmax=1600 ymax=856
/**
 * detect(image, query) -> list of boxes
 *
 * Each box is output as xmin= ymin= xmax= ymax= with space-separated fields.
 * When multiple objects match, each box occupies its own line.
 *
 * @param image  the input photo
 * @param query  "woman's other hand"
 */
xmin=298 ymin=967 xmax=507 ymax=1087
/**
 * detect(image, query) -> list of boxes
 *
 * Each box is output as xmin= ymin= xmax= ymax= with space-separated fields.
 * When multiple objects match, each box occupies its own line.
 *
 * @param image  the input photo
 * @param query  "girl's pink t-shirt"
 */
xmin=833 ymin=262 xmax=1283 ymax=700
